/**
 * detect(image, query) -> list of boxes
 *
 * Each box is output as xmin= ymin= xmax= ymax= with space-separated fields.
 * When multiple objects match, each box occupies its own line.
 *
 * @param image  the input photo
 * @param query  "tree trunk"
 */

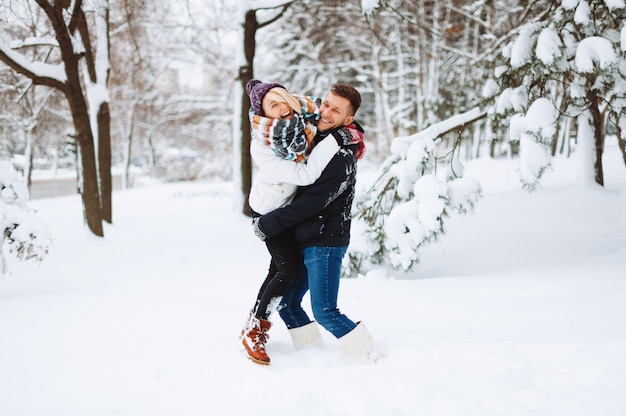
xmin=24 ymin=127 xmax=34 ymax=190
xmin=238 ymin=9 xmax=257 ymax=217
xmin=98 ymin=101 xmax=112 ymax=223
xmin=65 ymin=62 xmax=104 ymax=236
xmin=71 ymin=96 xmax=104 ymax=236
xmin=587 ymin=93 xmax=604 ymax=187
xmin=617 ymin=117 xmax=626 ymax=166
xmin=123 ymin=105 xmax=135 ymax=190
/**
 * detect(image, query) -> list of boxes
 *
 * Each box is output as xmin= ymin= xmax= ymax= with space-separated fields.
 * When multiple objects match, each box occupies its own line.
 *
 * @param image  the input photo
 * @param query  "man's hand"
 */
xmin=252 ymin=217 xmax=267 ymax=241
xmin=331 ymin=124 xmax=365 ymax=160
xmin=333 ymin=127 xmax=352 ymax=147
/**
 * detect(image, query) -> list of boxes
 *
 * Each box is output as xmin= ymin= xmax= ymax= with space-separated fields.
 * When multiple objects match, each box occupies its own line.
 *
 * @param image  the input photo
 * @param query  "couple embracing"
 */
xmin=240 ymin=80 xmax=377 ymax=365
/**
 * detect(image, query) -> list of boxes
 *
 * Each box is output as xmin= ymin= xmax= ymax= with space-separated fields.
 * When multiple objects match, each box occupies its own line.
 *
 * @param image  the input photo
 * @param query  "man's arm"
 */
xmin=256 ymin=150 xmax=351 ymax=239
xmin=251 ymin=137 xmax=339 ymax=186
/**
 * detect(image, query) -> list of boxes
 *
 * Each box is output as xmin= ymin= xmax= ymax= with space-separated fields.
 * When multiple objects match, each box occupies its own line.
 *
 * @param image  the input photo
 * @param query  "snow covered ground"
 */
xmin=1 ymin=142 xmax=625 ymax=416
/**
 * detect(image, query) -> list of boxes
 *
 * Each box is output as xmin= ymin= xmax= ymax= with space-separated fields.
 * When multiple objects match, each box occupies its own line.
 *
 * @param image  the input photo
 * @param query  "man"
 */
xmin=253 ymin=84 xmax=375 ymax=360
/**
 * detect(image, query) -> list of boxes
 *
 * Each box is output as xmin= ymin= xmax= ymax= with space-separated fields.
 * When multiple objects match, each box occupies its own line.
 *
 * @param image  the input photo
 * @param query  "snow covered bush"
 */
xmin=0 ymin=162 xmax=51 ymax=276
xmin=348 ymin=128 xmax=482 ymax=275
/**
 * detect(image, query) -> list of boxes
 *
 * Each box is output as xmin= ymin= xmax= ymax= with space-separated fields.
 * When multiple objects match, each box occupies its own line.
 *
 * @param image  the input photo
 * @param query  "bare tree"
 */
xmin=0 ymin=0 xmax=113 ymax=236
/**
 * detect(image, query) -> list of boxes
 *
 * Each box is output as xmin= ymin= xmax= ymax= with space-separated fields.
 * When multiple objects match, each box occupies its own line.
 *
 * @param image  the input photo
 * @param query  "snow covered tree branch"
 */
xmin=0 ymin=162 xmax=50 ymax=277
xmin=348 ymin=107 xmax=485 ymax=274
xmin=0 ymin=44 xmax=67 ymax=90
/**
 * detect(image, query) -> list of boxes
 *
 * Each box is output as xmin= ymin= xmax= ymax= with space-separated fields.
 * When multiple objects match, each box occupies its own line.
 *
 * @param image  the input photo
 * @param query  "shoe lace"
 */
xmin=255 ymin=329 xmax=269 ymax=345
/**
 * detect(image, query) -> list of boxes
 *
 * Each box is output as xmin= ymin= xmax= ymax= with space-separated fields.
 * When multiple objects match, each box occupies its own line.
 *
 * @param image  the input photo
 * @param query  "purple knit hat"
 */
xmin=246 ymin=79 xmax=286 ymax=116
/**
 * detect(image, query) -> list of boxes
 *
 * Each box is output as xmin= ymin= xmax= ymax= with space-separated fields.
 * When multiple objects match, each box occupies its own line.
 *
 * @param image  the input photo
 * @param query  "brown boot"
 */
xmin=241 ymin=316 xmax=272 ymax=365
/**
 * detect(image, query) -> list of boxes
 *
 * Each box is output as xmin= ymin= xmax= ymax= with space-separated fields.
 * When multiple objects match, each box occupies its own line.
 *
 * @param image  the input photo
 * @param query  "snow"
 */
xmin=575 ymin=110 xmax=599 ymax=186
xmin=510 ymin=24 xmax=536 ymax=68
xmin=510 ymin=99 xmax=557 ymax=187
xmin=561 ymin=0 xmax=580 ymax=9
xmin=495 ymin=87 xmax=527 ymax=115
xmin=574 ymin=0 xmax=591 ymax=24
xmin=575 ymin=36 xmax=617 ymax=72
xmin=413 ymin=174 xmax=446 ymax=231
xmin=605 ymin=0 xmax=626 ymax=10
xmin=522 ymin=98 xmax=557 ymax=137
xmin=1 ymin=142 xmax=625 ymax=415
xmin=361 ymin=0 xmax=382 ymax=15
xmin=536 ymin=28 xmax=562 ymax=66
xmin=518 ymin=134 xmax=551 ymax=186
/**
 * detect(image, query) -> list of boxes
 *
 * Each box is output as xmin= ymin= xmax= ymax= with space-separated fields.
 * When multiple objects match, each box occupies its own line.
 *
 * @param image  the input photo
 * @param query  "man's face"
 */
xmin=318 ymin=92 xmax=354 ymax=132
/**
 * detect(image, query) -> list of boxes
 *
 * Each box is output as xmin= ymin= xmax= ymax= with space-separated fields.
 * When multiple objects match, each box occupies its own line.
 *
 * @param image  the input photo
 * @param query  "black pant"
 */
xmin=253 ymin=226 xmax=303 ymax=320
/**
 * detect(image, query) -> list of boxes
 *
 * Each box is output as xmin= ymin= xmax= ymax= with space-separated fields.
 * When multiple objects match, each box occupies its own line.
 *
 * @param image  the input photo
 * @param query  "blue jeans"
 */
xmin=278 ymin=246 xmax=357 ymax=338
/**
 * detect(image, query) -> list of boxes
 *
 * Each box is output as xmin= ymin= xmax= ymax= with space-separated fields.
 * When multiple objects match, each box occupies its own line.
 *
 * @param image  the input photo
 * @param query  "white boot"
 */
xmin=288 ymin=321 xmax=323 ymax=349
xmin=339 ymin=322 xmax=376 ymax=361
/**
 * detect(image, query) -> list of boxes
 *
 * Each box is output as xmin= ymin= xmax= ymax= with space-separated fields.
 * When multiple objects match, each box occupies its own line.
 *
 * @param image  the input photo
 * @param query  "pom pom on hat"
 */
xmin=246 ymin=79 xmax=286 ymax=116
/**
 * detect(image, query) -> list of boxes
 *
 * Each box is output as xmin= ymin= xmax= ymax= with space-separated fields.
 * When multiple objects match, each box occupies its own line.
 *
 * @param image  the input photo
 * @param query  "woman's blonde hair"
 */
xmin=263 ymin=88 xmax=302 ymax=114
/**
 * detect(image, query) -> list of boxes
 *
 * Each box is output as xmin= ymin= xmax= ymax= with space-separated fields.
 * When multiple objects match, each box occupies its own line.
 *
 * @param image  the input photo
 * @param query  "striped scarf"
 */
xmin=249 ymin=95 xmax=319 ymax=162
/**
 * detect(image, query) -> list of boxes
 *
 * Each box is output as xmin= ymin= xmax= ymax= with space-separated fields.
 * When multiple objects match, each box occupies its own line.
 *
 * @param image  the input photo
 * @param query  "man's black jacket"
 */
xmin=256 ymin=127 xmax=360 ymax=248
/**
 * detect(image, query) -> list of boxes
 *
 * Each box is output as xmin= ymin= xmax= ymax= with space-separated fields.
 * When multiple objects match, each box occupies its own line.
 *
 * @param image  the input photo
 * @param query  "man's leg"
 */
xmin=304 ymin=246 xmax=356 ymax=339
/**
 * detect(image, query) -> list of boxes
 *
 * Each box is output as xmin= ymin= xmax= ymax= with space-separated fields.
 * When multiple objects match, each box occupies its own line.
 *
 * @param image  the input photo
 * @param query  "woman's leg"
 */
xmin=252 ymin=259 xmax=275 ymax=315
xmin=253 ymin=228 xmax=302 ymax=320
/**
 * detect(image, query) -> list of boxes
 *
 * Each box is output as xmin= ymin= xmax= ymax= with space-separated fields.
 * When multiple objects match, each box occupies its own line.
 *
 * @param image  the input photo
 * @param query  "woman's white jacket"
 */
xmin=249 ymin=136 xmax=339 ymax=215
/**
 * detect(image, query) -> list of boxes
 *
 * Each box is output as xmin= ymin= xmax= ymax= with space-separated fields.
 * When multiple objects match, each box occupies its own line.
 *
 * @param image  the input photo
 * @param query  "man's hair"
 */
xmin=330 ymin=84 xmax=361 ymax=116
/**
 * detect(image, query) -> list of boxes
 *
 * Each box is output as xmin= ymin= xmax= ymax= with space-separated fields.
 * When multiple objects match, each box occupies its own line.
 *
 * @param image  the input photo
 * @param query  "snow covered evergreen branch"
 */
xmin=347 ymin=111 xmax=484 ymax=275
xmin=1 ymin=162 xmax=51 ymax=276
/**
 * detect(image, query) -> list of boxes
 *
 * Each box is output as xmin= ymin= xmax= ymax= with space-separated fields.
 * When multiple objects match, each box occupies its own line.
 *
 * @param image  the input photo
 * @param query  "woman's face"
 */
xmin=262 ymin=95 xmax=294 ymax=120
